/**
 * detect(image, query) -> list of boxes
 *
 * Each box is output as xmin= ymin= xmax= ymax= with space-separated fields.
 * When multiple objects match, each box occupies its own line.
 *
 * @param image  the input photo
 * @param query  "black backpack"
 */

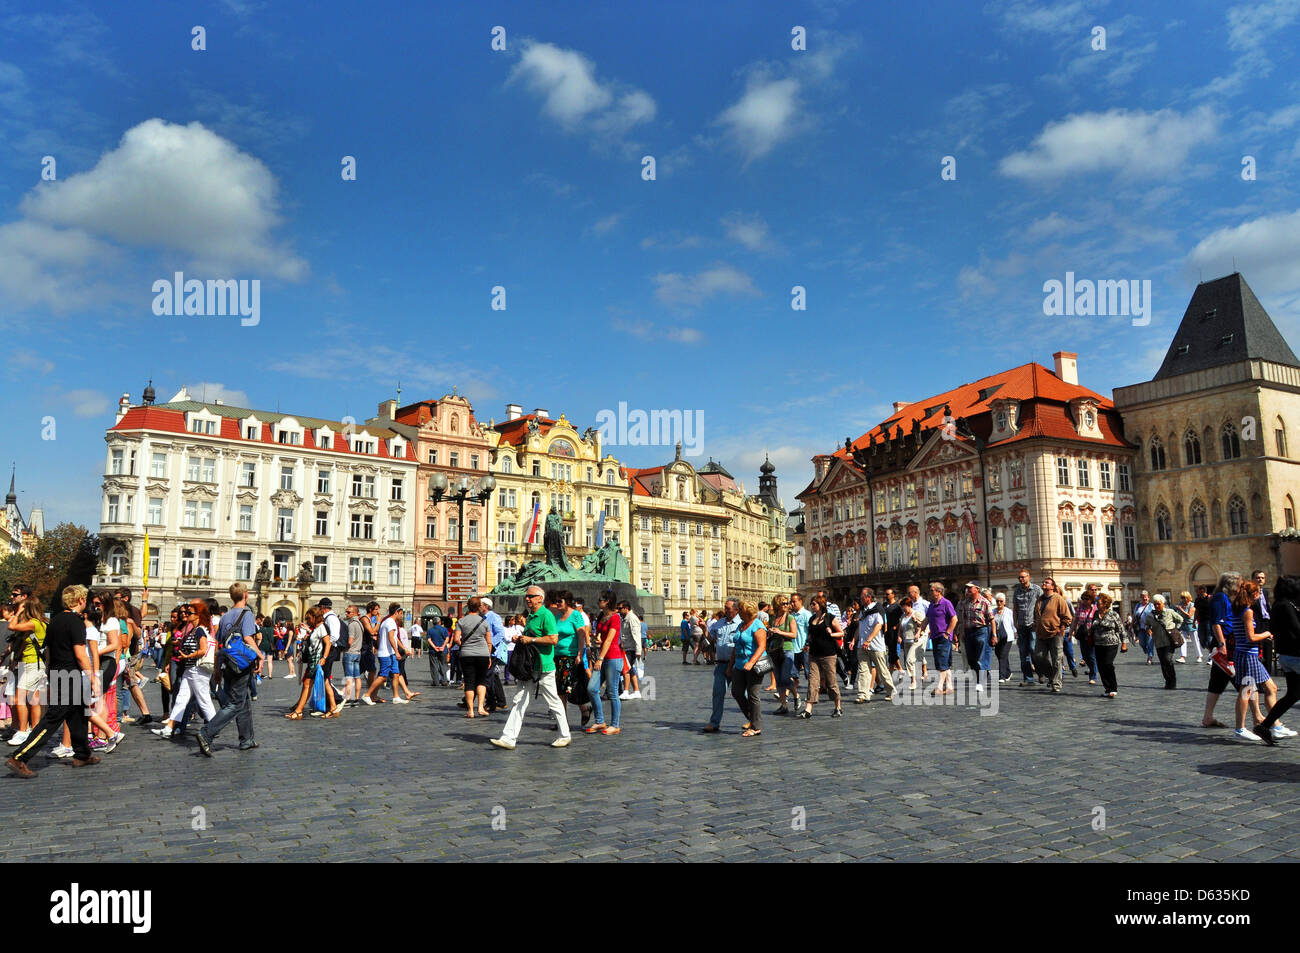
xmin=508 ymin=640 xmax=540 ymax=683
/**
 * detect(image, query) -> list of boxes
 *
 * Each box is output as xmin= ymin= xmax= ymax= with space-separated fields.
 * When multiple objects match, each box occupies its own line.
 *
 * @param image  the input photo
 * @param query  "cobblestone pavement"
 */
xmin=3 ymin=649 xmax=1298 ymax=862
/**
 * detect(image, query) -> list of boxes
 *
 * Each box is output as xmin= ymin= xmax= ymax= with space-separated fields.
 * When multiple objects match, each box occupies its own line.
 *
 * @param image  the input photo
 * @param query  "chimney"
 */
xmin=1053 ymin=351 xmax=1078 ymax=386
xmin=214 ymin=398 xmax=224 ymax=406
xmin=533 ymin=408 xmax=549 ymax=419
xmin=505 ymin=403 xmax=522 ymax=421
xmin=116 ymin=393 xmax=131 ymax=423
xmin=892 ymin=401 xmax=908 ymax=413
xmin=377 ymin=399 xmax=397 ymax=420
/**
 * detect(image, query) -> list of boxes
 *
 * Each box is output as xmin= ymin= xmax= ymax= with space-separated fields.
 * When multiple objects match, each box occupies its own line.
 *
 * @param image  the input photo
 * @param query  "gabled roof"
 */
xmin=834 ymin=361 xmax=1123 ymax=460
xmin=624 ymin=466 xmax=665 ymax=497
xmin=1154 ymin=272 xmax=1299 ymax=380
xmin=492 ymin=414 xmax=558 ymax=447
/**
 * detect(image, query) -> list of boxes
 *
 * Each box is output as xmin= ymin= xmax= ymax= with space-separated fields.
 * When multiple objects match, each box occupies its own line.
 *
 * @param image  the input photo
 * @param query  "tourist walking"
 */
xmin=1091 ymin=593 xmax=1125 ymax=698
xmin=425 ymin=614 xmax=450 ymax=687
xmin=361 ymin=604 xmax=408 ymax=706
xmin=454 ymin=598 xmax=492 ymax=718
xmin=197 ymin=583 xmax=263 ymax=754
xmin=702 ymin=600 xmax=741 ymax=733
xmin=922 ymin=583 xmax=958 ymax=697
xmin=767 ymin=596 xmax=799 ymax=714
xmin=1256 ymin=574 xmax=1300 ymax=745
xmin=1011 ymin=571 xmax=1041 ymax=686
xmin=728 ymin=601 xmax=768 ymax=737
xmin=339 ymin=604 xmax=364 ymax=703
xmin=798 ymin=594 xmax=843 ymax=718
xmin=5 ymin=588 xmax=45 ymax=748
xmin=1231 ymin=581 xmax=1277 ymax=742
xmin=286 ymin=607 xmax=338 ymax=719
xmin=551 ymin=591 xmax=591 ymax=725
xmin=993 ymin=593 xmax=1015 ymax=682
xmin=853 ymin=589 xmax=893 ymax=703
xmin=1132 ymin=591 xmax=1156 ymax=665
xmin=584 ymin=591 xmax=625 ymax=735
xmin=152 ymin=601 xmax=218 ymax=738
xmin=1149 ymin=594 xmax=1181 ymax=690
xmin=957 ymin=581 xmax=994 ymax=692
xmin=1174 ymin=591 xmax=1201 ymax=663
xmin=492 ymin=585 xmax=571 ymax=749
xmin=1033 ymin=578 xmax=1073 ymax=694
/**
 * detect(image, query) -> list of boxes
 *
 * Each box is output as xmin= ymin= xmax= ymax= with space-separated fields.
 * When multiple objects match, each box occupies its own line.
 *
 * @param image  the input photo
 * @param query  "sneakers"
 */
xmin=1273 ymin=723 xmax=1298 ymax=739
xmin=392 ymin=698 xmax=410 ymax=705
xmin=137 ymin=714 xmax=155 ymax=726
xmin=1234 ymin=727 xmax=1262 ymax=743
xmin=489 ymin=738 xmax=516 ymax=750
xmin=630 ymin=691 xmax=642 ymax=700
xmin=551 ymin=737 xmax=572 ymax=747
xmin=151 ymin=726 xmax=174 ymax=738
xmin=7 ymin=730 xmax=30 ymax=746
xmin=238 ymin=740 xmax=260 ymax=751
xmin=361 ymin=696 xmax=375 ymax=706
xmin=196 ymin=733 xmax=213 ymax=757
xmin=5 ymin=756 xmax=34 ymax=778
xmin=89 ymin=738 xmax=108 ymax=751
xmin=50 ymin=745 xmax=74 ymax=759
xmin=618 ymin=691 xmax=631 ymax=700
xmin=102 ymin=732 xmax=125 ymax=753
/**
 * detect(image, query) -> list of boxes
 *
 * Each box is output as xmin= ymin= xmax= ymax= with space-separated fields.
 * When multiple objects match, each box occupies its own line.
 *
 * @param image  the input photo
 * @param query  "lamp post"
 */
xmin=428 ymin=471 xmax=496 ymax=614
xmin=955 ymin=417 xmax=992 ymax=589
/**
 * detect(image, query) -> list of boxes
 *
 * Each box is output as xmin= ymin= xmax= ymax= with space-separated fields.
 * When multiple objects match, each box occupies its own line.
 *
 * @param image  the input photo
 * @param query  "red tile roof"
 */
xmin=492 ymin=414 xmax=558 ymax=447
xmin=623 ymin=466 xmax=665 ymax=497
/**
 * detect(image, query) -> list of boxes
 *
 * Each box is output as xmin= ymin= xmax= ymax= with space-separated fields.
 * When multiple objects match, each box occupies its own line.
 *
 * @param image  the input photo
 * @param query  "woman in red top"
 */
xmin=584 ymin=590 xmax=625 ymax=736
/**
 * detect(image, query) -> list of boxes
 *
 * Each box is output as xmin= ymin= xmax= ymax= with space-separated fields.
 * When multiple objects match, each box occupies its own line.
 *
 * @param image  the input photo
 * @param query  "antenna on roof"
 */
xmin=396 ymin=380 xmax=402 ymax=404
xmin=1232 ymin=256 xmax=1237 ymax=274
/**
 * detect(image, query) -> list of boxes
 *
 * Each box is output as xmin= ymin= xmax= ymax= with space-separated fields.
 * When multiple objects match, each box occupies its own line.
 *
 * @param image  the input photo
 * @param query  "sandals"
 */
xmin=741 ymin=728 xmax=762 ymax=737
xmin=322 ymin=710 xmax=340 ymax=719
xmin=584 ymin=724 xmax=607 ymax=734
xmin=285 ymin=712 xmax=302 ymax=720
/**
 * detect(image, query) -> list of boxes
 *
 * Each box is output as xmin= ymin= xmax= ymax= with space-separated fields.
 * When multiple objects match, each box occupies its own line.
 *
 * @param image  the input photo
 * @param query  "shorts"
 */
xmin=932 ymin=639 xmax=953 ymax=672
xmin=342 ymin=654 xmax=361 ymax=678
xmin=17 ymin=662 xmax=46 ymax=695
xmin=461 ymin=655 xmax=490 ymax=690
xmin=625 ymin=651 xmax=639 ymax=671
xmin=378 ymin=656 xmax=399 ymax=678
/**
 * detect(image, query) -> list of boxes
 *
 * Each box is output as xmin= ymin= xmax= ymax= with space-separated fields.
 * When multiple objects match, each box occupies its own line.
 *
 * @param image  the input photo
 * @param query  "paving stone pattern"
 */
xmin=3 ymin=651 xmax=1298 ymax=862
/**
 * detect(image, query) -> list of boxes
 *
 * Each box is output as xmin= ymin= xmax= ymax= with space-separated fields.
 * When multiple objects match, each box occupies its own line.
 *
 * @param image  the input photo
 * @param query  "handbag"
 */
xmin=751 ymin=656 xmax=773 ymax=677
xmin=196 ymin=627 xmax=215 ymax=673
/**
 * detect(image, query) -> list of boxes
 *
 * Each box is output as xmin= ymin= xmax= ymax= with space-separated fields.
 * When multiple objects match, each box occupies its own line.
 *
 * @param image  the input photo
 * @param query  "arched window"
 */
xmin=108 ymin=545 xmax=126 ymax=575
xmin=1189 ymin=500 xmax=1208 ymax=539
xmin=500 ymin=456 xmax=512 ymax=474
xmin=1149 ymin=436 xmax=1166 ymax=471
xmin=1183 ymin=430 xmax=1202 ymax=466
xmin=1228 ymin=496 xmax=1248 ymax=535
xmin=1221 ymin=423 xmax=1241 ymax=460
xmin=1154 ymin=505 xmax=1173 ymax=541
xmin=530 ymin=490 xmax=541 ymax=512
xmin=1276 ymin=418 xmax=1288 ymax=458
xmin=1286 ymin=495 xmax=1296 ymax=530
xmin=496 ymin=560 xmax=518 ymax=584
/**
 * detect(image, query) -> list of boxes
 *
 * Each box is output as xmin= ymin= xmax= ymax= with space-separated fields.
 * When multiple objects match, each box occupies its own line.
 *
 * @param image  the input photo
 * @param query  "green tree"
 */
xmin=9 ymin=523 xmax=99 ymax=612
xmin=0 ymin=551 xmax=33 ymax=601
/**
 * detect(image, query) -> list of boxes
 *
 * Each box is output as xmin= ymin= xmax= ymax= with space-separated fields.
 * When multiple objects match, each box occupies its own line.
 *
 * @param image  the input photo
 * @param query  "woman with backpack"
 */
xmin=152 ymin=601 xmax=218 ymax=738
xmin=584 ymin=590 xmax=625 ymax=735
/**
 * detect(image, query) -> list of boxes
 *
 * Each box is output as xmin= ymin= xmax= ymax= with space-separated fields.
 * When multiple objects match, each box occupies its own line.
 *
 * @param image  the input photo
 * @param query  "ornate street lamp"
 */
xmin=428 ymin=471 xmax=496 ymax=557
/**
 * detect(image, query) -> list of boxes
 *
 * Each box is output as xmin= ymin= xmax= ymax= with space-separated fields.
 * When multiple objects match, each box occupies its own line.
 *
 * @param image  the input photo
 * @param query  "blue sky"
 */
xmin=3 ymin=0 xmax=1299 ymax=530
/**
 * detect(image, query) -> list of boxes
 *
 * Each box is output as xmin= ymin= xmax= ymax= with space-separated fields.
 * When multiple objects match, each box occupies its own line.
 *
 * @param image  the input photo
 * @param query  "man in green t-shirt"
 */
xmin=491 ymin=586 xmax=571 ymax=750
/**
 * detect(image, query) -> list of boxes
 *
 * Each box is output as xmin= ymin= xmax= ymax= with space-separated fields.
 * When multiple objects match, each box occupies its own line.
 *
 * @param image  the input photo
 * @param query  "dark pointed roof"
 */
xmin=1154 ymin=273 xmax=1299 ymax=380
xmin=698 ymin=458 xmax=733 ymax=479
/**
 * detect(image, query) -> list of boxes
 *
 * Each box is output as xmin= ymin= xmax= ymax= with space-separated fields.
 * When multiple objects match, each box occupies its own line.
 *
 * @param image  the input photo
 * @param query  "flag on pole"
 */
xmin=595 ymin=510 xmax=606 ymax=548
xmin=525 ymin=501 xmax=542 ymax=545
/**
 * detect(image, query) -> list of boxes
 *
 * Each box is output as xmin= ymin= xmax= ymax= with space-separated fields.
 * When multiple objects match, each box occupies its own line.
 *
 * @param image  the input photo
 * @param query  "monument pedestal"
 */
xmin=490 ymin=582 xmax=665 ymax=630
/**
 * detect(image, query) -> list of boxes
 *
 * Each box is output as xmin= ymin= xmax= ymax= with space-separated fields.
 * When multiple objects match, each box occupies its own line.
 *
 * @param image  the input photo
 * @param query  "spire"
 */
xmin=6 ymin=465 xmax=15 ymax=506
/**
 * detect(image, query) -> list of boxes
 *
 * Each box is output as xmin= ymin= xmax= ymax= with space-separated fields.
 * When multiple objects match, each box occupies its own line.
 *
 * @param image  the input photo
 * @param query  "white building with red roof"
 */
xmin=798 ymin=352 xmax=1140 ymax=607
xmin=99 ymin=385 xmax=418 ymax=621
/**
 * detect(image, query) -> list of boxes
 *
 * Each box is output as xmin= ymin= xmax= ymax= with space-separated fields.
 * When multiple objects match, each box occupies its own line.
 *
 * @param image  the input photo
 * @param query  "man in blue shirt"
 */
xmin=680 ymin=612 xmax=694 ymax=665
xmin=701 ymin=599 xmax=741 ymax=733
xmin=791 ymin=592 xmax=811 ymax=678
xmin=1132 ymin=591 xmax=1155 ymax=664
xmin=425 ymin=616 xmax=451 ymax=687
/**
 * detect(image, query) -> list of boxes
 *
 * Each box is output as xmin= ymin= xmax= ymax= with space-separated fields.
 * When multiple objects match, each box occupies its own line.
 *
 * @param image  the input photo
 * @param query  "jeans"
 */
xmin=710 ymin=660 xmax=731 ymax=727
xmin=1137 ymin=629 xmax=1154 ymax=659
xmin=964 ymin=626 xmax=991 ymax=674
xmin=1062 ymin=635 xmax=1077 ymax=673
xmin=994 ymin=634 xmax=1013 ymax=680
xmin=1156 ymin=645 xmax=1177 ymax=688
xmin=202 ymin=667 xmax=253 ymax=744
xmin=1016 ymin=624 xmax=1036 ymax=680
xmin=588 ymin=658 xmax=624 ymax=727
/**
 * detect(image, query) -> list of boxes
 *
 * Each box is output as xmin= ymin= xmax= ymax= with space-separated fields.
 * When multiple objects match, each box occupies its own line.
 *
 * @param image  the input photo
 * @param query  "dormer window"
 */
xmin=1176 ymin=344 xmax=1190 ymax=355
xmin=995 ymin=411 xmax=1007 ymax=431
xmin=187 ymin=409 xmax=220 ymax=435
xmin=1220 ymin=333 xmax=1234 ymax=345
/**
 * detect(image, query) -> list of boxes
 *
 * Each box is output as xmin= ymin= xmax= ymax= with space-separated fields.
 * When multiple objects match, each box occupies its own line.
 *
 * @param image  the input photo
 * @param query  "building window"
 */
xmin=928 ymin=535 xmax=940 ymax=566
xmin=110 ymin=449 xmax=123 ymax=474
xmin=391 ymin=476 xmax=404 ymax=501
xmin=181 ymin=548 xmax=196 ymax=577
xmin=1056 ymin=457 xmax=1070 ymax=486
xmin=388 ymin=559 xmax=401 ymax=586
xmin=186 ymin=456 xmax=201 ymax=481
xmin=1082 ymin=522 xmax=1095 ymax=559
xmin=1154 ymin=506 xmax=1172 ymax=541
xmin=195 ymin=549 xmax=212 ymax=577
xmin=1061 ymin=522 xmax=1075 ymax=558
xmin=498 ymin=522 xmax=517 ymax=544
xmin=1184 ymin=430 xmax=1202 ymax=466
xmin=1117 ymin=464 xmax=1131 ymax=492
xmin=449 ymin=451 xmax=460 ymax=468
xmin=429 ymin=450 xmax=439 ymax=465
xmin=1099 ymin=461 xmax=1112 ymax=490
xmin=1122 ymin=524 xmax=1137 ymax=561
xmin=316 ymin=470 xmax=330 ymax=494
xmin=1009 ymin=461 xmax=1024 ymax=489
xmin=312 ymin=555 xmax=328 ymax=583
xmin=1149 ymin=437 xmax=1166 ymax=471
xmin=1277 ymin=421 xmax=1288 ymax=458
xmin=1076 ymin=459 xmax=1090 ymax=488
xmin=448 ymin=518 xmax=459 ymax=541
xmin=1104 ymin=523 xmax=1117 ymax=559
xmin=1189 ymin=500 xmax=1208 ymax=539
xmin=606 ymin=470 xmax=616 ymax=485
xmin=1221 ymin=424 xmax=1241 ymax=460
xmin=943 ymin=475 xmax=956 ymax=500
xmin=150 ymin=452 xmax=167 ymax=477
xmin=944 ymin=532 xmax=958 ymax=565
xmin=426 ymin=560 xmax=438 ymax=585
xmin=1013 ymin=524 xmax=1029 ymax=561
xmin=498 ymin=455 xmax=509 ymax=473
xmin=147 ymin=497 xmax=163 ymax=525
xmin=234 ymin=552 xmax=252 ymax=581
xmin=277 ymin=507 xmax=294 ymax=541
xmin=239 ymin=504 xmax=254 ymax=532
xmin=426 ymin=517 xmax=437 ymax=540
xmin=959 ymin=472 xmax=973 ymax=497
xmin=387 ymin=517 xmax=399 ymax=542
xmin=467 ymin=519 xmax=478 ymax=542
xmin=181 ymin=499 xmax=195 ymax=528
xmin=350 ymin=513 xmax=374 ymax=540
xmin=987 ymin=467 xmax=1000 ymax=493
xmin=990 ymin=526 xmax=1005 ymax=562
xmin=197 ymin=501 xmax=213 ymax=529
xmin=316 ymin=511 xmax=328 ymax=536
xmin=278 ymin=465 xmax=293 ymax=491
xmin=1228 ymin=496 xmax=1248 ymax=535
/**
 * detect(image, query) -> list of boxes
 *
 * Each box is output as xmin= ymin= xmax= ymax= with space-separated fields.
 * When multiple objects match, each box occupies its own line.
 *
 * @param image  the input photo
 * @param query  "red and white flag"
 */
xmin=525 ymin=501 xmax=541 ymax=544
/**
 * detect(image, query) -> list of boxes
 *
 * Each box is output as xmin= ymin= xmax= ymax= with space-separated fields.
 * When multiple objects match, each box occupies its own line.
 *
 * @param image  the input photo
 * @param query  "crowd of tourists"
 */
xmin=2 ymin=565 xmax=1296 ymax=776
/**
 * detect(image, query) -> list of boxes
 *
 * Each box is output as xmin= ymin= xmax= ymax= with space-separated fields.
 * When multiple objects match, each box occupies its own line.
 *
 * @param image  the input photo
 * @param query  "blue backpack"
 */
xmin=221 ymin=609 xmax=260 ymax=672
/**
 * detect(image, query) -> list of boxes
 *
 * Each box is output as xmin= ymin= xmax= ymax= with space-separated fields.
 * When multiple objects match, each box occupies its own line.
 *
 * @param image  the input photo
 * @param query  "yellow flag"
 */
xmin=142 ymin=531 xmax=150 ymax=587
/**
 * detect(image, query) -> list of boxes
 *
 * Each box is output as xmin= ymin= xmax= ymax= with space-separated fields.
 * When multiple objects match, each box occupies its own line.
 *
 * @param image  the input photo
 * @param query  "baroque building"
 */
xmin=1 ymin=470 xmax=43 ymax=556
xmin=1113 ymin=273 xmax=1300 ymax=593
xmin=799 ymin=353 xmax=1140 ymax=608
xmin=699 ymin=457 xmax=794 ymax=606
xmin=380 ymin=393 xmax=493 ymax=625
xmin=485 ymin=405 xmax=631 ymax=588
xmin=98 ymin=386 xmax=417 ymax=621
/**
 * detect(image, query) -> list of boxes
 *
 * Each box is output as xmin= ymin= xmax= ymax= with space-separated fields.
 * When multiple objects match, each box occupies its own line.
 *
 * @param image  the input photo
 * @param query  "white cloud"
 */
xmin=613 ymin=319 xmax=704 ymax=345
xmin=1195 ymin=0 xmax=1300 ymax=98
xmin=653 ymin=264 xmax=761 ymax=308
xmin=984 ymin=0 xmax=1089 ymax=36
xmin=62 ymin=388 xmax=111 ymax=418
xmin=1187 ymin=209 xmax=1300 ymax=297
xmin=509 ymin=41 xmax=655 ymax=145
xmin=184 ymin=382 xmax=252 ymax=407
xmin=591 ymin=213 xmax=622 ymax=235
xmin=999 ymin=107 xmax=1218 ymax=180
xmin=717 ymin=75 xmax=801 ymax=163
xmin=722 ymin=211 xmax=770 ymax=251
xmin=20 ymin=119 xmax=306 ymax=280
